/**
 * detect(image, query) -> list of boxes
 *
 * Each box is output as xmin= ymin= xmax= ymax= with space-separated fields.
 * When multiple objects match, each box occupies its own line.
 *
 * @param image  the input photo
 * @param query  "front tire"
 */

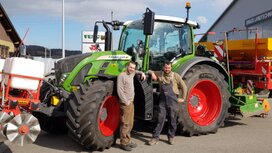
xmin=66 ymin=80 xmax=120 ymax=151
xmin=178 ymin=64 xmax=230 ymax=136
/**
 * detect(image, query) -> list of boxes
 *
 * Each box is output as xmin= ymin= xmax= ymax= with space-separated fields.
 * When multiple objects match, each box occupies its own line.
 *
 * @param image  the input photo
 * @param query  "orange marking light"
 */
xmin=186 ymin=2 xmax=191 ymax=9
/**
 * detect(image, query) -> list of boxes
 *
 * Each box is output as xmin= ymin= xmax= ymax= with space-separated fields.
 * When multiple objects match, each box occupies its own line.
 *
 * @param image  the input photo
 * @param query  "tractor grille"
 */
xmin=55 ymin=53 xmax=91 ymax=84
xmin=98 ymin=70 xmax=105 ymax=75
xmin=71 ymin=64 xmax=92 ymax=86
xmin=101 ymin=62 xmax=110 ymax=68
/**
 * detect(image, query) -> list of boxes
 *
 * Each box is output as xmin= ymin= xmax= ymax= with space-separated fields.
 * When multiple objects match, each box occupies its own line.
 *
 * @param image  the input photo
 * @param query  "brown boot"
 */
xmin=121 ymin=145 xmax=132 ymax=151
xmin=168 ymin=137 xmax=174 ymax=145
xmin=147 ymin=138 xmax=159 ymax=145
xmin=128 ymin=142 xmax=137 ymax=148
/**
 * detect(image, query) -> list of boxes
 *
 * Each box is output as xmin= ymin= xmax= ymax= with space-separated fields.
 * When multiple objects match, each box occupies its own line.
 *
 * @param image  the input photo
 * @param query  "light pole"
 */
xmin=62 ymin=0 xmax=65 ymax=58
xmin=44 ymin=47 xmax=51 ymax=58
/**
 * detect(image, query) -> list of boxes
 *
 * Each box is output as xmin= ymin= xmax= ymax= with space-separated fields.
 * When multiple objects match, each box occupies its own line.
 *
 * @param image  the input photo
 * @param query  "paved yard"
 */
xmin=1 ymin=113 xmax=272 ymax=153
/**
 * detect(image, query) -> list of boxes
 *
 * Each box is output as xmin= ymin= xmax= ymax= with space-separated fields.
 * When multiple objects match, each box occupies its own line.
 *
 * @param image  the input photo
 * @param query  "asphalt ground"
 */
xmin=1 ymin=112 xmax=272 ymax=153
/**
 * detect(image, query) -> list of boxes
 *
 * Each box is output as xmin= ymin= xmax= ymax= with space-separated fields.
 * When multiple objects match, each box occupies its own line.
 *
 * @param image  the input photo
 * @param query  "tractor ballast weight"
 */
xmin=35 ymin=4 xmax=231 ymax=151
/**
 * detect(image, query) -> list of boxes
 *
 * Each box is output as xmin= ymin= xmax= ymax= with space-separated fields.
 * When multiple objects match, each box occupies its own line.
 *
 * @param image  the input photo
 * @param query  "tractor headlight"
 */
xmin=60 ymin=74 xmax=69 ymax=84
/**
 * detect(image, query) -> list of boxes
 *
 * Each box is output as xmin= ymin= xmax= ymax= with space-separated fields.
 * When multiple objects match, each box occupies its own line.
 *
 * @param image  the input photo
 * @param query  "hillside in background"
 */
xmin=26 ymin=45 xmax=82 ymax=59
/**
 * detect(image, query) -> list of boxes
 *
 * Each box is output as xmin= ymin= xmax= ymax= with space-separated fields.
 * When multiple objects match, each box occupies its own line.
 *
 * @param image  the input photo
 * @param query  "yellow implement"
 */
xmin=262 ymin=99 xmax=270 ymax=113
xmin=198 ymin=38 xmax=272 ymax=61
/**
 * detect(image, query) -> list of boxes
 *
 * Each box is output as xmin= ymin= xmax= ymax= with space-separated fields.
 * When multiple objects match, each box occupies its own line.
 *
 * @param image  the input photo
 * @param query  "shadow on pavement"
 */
xmin=131 ymin=120 xmax=155 ymax=144
xmin=223 ymin=115 xmax=247 ymax=128
xmin=34 ymin=115 xmax=249 ymax=152
xmin=130 ymin=120 xmax=175 ymax=145
xmin=0 ymin=142 xmax=12 ymax=153
xmin=111 ymin=119 xmax=157 ymax=147
xmin=34 ymin=131 xmax=85 ymax=152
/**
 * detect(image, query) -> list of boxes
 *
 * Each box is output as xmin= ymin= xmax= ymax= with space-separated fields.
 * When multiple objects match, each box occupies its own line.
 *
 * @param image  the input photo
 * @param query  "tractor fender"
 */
xmin=176 ymin=57 xmax=229 ymax=81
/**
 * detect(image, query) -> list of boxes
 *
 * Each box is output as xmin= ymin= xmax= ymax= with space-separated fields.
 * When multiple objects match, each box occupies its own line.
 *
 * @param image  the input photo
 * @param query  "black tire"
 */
xmin=178 ymin=64 xmax=230 ymax=136
xmin=66 ymin=80 xmax=119 ymax=151
xmin=134 ymin=74 xmax=154 ymax=120
xmin=33 ymin=80 xmax=67 ymax=134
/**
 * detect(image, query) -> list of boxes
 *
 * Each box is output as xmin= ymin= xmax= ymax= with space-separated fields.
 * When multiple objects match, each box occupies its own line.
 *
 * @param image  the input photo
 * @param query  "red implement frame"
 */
xmin=228 ymin=30 xmax=272 ymax=90
xmin=1 ymin=73 xmax=43 ymax=116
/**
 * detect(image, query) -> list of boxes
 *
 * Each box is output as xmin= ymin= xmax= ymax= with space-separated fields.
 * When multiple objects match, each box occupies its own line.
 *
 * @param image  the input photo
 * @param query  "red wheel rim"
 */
xmin=18 ymin=125 xmax=29 ymax=135
xmin=188 ymin=80 xmax=221 ymax=126
xmin=98 ymin=96 xmax=120 ymax=136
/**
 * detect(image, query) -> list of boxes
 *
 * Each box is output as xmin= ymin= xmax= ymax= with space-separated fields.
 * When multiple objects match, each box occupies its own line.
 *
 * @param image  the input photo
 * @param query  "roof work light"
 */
xmin=185 ymin=2 xmax=191 ymax=23
xmin=185 ymin=2 xmax=191 ymax=9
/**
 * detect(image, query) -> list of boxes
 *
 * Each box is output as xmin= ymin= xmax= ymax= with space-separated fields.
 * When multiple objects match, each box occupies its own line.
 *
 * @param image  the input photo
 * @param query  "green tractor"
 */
xmin=33 ymin=5 xmax=230 ymax=151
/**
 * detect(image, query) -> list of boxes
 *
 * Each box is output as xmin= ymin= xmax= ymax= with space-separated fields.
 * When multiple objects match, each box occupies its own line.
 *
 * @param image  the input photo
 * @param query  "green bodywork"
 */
xmin=61 ymin=51 xmax=131 ymax=92
xmin=230 ymin=94 xmax=263 ymax=114
xmin=230 ymin=85 xmax=263 ymax=114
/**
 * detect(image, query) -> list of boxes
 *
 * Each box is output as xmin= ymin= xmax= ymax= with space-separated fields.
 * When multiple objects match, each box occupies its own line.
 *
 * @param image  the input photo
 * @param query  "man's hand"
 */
xmin=147 ymin=70 xmax=157 ymax=81
xmin=177 ymin=98 xmax=185 ymax=103
xmin=140 ymin=72 xmax=146 ymax=80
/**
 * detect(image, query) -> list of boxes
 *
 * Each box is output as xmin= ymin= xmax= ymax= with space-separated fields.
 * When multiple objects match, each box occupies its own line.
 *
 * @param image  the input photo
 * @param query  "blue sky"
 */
xmin=1 ymin=0 xmax=232 ymax=50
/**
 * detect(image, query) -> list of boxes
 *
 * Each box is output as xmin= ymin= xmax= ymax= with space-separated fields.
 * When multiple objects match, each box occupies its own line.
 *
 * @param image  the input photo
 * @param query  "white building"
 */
xmin=82 ymin=31 xmax=105 ymax=53
xmin=201 ymin=0 xmax=272 ymax=42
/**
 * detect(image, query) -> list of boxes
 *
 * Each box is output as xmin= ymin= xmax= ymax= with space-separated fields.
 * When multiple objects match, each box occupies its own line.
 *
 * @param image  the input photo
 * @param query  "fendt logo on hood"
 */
xmin=97 ymin=55 xmax=131 ymax=60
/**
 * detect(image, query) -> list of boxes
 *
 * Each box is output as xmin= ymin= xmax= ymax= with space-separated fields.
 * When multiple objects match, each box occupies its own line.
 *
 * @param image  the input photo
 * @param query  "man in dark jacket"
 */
xmin=147 ymin=61 xmax=187 ymax=145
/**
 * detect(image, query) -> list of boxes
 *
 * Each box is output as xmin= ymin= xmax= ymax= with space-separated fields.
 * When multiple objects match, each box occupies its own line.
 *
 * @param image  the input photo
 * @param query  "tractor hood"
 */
xmin=55 ymin=53 xmax=92 ymax=74
xmin=56 ymin=51 xmax=131 ymax=91
xmin=55 ymin=53 xmax=92 ymax=84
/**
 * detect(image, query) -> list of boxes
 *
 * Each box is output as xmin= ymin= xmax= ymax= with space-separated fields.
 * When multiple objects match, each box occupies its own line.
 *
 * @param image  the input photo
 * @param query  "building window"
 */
xmin=0 ymin=45 xmax=9 ymax=58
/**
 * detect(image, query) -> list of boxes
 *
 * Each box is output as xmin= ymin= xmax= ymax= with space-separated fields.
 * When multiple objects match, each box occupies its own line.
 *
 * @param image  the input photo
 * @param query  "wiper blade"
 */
xmin=170 ymin=53 xmax=182 ymax=62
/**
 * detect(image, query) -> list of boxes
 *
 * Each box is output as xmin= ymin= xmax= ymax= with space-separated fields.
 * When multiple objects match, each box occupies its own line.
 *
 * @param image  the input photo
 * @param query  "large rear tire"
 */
xmin=178 ymin=64 xmax=230 ymax=136
xmin=66 ymin=80 xmax=120 ymax=151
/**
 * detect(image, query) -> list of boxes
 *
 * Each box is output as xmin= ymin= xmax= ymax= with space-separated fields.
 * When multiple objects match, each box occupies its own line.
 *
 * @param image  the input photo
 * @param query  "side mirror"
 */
xmin=93 ymin=24 xmax=98 ymax=43
xmin=143 ymin=8 xmax=155 ymax=35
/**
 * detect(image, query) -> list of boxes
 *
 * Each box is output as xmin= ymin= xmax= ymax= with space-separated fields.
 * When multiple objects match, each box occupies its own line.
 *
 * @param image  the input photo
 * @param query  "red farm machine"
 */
xmin=197 ymin=28 xmax=271 ymax=117
xmin=0 ymin=57 xmax=44 ymax=146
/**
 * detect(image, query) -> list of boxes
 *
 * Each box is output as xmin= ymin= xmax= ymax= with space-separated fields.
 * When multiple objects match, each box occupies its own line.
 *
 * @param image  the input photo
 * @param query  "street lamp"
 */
xmin=62 ymin=0 xmax=65 ymax=58
xmin=44 ymin=47 xmax=51 ymax=58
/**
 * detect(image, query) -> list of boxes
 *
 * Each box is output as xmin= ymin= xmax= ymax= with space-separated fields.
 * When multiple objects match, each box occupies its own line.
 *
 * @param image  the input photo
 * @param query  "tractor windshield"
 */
xmin=119 ymin=20 xmax=145 ymax=69
xmin=149 ymin=22 xmax=192 ymax=70
xmin=120 ymin=21 xmax=145 ymax=54
xmin=120 ymin=20 xmax=192 ymax=70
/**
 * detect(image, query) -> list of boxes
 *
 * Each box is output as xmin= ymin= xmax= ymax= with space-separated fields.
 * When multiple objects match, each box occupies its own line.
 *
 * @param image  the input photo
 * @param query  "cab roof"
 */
xmin=124 ymin=15 xmax=198 ymax=27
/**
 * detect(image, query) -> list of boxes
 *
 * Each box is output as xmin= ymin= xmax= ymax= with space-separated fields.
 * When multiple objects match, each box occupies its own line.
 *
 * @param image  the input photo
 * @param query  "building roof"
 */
xmin=199 ymin=0 xmax=237 ymax=42
xmin=0 ymin=3 xmax=22 ymax=48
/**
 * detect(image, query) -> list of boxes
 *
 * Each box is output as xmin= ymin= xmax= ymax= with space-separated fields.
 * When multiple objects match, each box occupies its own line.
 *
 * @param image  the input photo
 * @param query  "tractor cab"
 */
xmin=119 ymin=16 xmax=197 ymax=71
xmin=118 ymin=8 xmax=202 ymax=121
